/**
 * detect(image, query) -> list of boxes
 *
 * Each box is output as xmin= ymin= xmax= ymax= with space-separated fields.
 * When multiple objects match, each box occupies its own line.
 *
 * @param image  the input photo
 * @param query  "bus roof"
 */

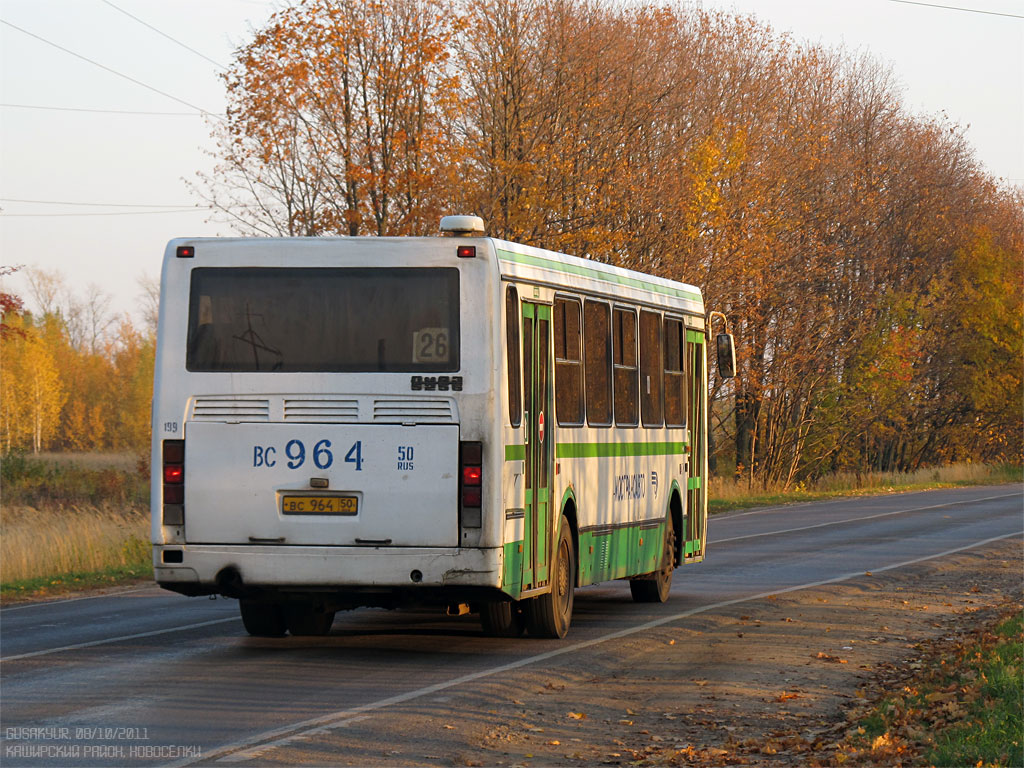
xmin=164 ymin=235 xmax=705 ymax=317
xmin=492 ymin=238 xmax=704 ymax=315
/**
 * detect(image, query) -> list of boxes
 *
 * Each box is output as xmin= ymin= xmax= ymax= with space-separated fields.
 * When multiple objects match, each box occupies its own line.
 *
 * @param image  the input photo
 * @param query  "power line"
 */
xmin=1 ymin=102 xmax=209 ymax=116
xmin=0 ymin=19 xmax=222 ymax=119
xmin=99 ymin=0 xmax=226 ymax=69
xmin=889 ymin=0 xmax=1024 ymax=19
xmin=0 ymin=197 xmax=203 ymax=208
xmin=0 ymin=208 xmax=210 ymax=218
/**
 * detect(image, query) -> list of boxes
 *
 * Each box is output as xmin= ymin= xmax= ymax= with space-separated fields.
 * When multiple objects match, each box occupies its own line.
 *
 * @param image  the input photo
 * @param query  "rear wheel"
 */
xmin=525 ymin=517 xmax=575 ymax=639
xmin=285 ymin=603 xmax=336 ymax=636
xmin=629 ymin=516 xmax=675 ymax=603
xmin=480 ymin=600 xmax=525 ymax=637
xmin=239 ymin=600 xmax=287 ymax=637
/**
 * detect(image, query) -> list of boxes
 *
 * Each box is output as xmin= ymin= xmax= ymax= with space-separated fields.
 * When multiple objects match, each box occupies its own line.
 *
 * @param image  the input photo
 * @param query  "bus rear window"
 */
xmin=186 ymin=267 xmax=460 ymax=372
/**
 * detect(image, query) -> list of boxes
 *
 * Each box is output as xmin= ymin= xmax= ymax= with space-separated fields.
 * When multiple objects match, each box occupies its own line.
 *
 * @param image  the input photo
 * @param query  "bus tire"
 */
xmin=629 ymin=516 xmax=674 ymax=603
xmin=525 ymin=517 xmax=575 ymax=639
xmin=480 ymin=600 xmax=525 ymax=637
xmin=285 ymin=604 xmax=336 ymax=636
xmin=239 ymin=600 xmax=287 ymax=637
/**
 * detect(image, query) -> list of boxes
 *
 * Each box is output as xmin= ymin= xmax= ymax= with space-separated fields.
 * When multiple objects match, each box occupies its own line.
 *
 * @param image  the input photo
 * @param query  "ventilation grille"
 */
xmin=284 ymin=398 xmax=359 ymax=423
xmin=373 ymin=398 xmax=454 ymax=423
xmin=192 ymin=397 xmax=270 ymax=422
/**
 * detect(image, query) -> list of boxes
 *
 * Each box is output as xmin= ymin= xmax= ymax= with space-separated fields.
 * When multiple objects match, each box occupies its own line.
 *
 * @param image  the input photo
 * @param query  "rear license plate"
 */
xmin=282 ymin=495 xmax=358 ymax=515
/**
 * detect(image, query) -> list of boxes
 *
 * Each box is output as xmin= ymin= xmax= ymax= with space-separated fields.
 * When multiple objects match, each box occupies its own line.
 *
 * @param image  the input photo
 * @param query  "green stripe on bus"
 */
xmin=687 ymin=476 xmax=702 ymax=490
xmin=555 ymin=441 xmax=687 ymax=459
xmin=686 ymin=329 xmax=705 ymax=344
xmin=497 ymin=249 xmax=702 ymax=304
xmin=505 ymin=444 xmax=526 ymax=461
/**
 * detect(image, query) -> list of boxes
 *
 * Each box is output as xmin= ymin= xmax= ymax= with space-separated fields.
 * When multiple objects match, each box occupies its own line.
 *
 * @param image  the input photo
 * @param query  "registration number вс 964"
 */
xmin=281 ymin=495 xmax=358 ymax=515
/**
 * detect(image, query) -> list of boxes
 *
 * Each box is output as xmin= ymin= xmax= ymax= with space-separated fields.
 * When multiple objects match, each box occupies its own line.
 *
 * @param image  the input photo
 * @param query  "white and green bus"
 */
xmin=151 ymin=216 xmax=734 ymax=639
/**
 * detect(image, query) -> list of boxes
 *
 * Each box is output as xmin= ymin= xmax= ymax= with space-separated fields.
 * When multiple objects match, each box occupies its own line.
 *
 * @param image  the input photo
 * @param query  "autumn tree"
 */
xmin=0 ymin=265 xmax=25 ymax=340
xmin=0 ymin=315 xmax=66 ymax=454
xmin=1 ymin=271 xmax=157 ymax=456
xmin=198 ymin=0 xmax=464 ymax=237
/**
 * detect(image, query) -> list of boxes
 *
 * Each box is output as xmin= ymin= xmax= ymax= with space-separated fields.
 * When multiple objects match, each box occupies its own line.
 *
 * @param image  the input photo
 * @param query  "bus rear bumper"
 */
xmin=152 ymin=544 xmax=503 ymax=596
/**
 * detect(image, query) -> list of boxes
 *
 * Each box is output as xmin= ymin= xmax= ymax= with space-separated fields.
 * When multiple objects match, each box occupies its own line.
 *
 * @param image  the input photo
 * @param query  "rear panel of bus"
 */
xmin=151 ymin=237 xmax=503 ymax=597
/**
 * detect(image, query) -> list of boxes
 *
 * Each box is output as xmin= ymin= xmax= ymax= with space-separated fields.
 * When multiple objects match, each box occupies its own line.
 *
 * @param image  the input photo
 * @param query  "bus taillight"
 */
xmin=460 ymin=441 xmax=482 ymax=528
xmin=162 ymin=439 xmax=185 ymax=526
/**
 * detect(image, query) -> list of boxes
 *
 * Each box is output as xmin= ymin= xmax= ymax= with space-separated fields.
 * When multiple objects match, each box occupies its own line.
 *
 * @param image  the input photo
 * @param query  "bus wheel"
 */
xmin=480 ymin=600 xmax=525 ymax=637
xmin=239 ymin=600 xmax=287 ymax=637
xmin=629 ymin=517 xmax=674 ymax=603
xmin=525 ymin=517 xmax=575 ymax=639
xmin=285 ymin=604 xmax=336 ymax=636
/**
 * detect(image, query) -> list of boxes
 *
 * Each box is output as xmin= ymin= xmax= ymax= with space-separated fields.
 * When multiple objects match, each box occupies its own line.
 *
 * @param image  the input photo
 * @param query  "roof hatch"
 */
xmin=439 ymin=215 xmax=485 ymax=236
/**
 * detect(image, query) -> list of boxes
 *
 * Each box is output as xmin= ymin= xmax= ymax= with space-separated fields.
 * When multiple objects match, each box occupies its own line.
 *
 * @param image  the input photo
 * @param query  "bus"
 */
xmin=151 ymin=216 xmax=735 ymax=639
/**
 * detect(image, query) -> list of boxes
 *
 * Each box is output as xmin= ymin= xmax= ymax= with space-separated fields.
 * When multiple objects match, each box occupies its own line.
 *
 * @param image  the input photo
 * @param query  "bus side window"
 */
xmin=613 ymin=308 xmax=639 ymax=426
xmin=554 ymin=297 xmax=584 ymax=426
xmin=506 ymin=286 xmax=522 ymax=427
xmin=639 ymin=310 xmax=664 ymax=428
xmin=664 ymin=318 xmax=686 ymax=427
xmin=584 ymin=300 xmax=612 ymax=427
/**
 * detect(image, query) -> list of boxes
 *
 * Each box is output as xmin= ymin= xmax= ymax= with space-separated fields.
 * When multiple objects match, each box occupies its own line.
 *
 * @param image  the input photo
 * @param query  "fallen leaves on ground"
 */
xmin=815 ymin=652 xmax=849 ymax=663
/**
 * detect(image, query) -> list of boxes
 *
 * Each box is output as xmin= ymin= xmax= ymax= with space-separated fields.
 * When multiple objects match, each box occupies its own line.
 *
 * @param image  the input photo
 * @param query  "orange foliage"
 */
xmin=197 ymin=0 xmax=1022 ymax=480
xmin=0 ymin=277 xmax=154 ymax=455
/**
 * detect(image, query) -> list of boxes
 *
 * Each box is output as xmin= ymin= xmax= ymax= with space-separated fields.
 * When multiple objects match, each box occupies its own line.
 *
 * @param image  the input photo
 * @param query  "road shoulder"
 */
xmin=229 ymin=538 xmax=1021 ymax=767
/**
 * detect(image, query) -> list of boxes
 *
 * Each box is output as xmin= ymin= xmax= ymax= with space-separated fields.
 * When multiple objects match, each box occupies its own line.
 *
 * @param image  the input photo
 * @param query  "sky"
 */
xmin=1 ymin=0 xmax=1021 ymax=324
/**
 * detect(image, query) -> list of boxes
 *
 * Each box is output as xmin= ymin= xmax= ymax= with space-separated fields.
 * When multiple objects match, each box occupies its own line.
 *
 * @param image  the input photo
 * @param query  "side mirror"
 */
xmin=716 ymin=333 xmax=736 ymax=379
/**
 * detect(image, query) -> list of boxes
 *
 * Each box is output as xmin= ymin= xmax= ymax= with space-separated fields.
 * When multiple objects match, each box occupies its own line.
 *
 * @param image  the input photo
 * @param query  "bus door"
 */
xmin=521 ymin=302 xmax=552 ymax=590
xmin=686 ymin=331 xmax=707 ymax=558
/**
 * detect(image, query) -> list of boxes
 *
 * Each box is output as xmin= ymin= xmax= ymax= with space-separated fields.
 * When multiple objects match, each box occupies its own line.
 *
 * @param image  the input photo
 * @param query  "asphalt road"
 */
xmin=1 ymin=484 xmax=1020 ymax=767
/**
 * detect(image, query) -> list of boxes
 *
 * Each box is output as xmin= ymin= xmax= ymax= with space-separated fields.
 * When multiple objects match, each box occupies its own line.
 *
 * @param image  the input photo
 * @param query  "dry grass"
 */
xmin=709 ymin=462 xmax=1020 ymax=504
xmin=1 ymin=452 xmax=149 ymax=508
xmin=0 ymin=504 xmax=150 ymax=583
xmin=33 ymin=451 xmax=142 ymax=472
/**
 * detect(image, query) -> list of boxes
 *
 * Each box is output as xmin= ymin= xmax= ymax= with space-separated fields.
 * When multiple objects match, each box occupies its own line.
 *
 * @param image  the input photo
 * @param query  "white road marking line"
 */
xmin=713 ymin=485 xmax=1021 ymax=522
xmin=218 ymin=716 xmax=372 ymax=763
xmin=0 ymin=617 xmax=238 ymax=662
xmin=712 ymin=493 xmax=1019 ymax=544
xmin=0 ymin=586 xmax=157 ymax=612
xmin=155 ymin=530 xmax=1023 ymax=768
